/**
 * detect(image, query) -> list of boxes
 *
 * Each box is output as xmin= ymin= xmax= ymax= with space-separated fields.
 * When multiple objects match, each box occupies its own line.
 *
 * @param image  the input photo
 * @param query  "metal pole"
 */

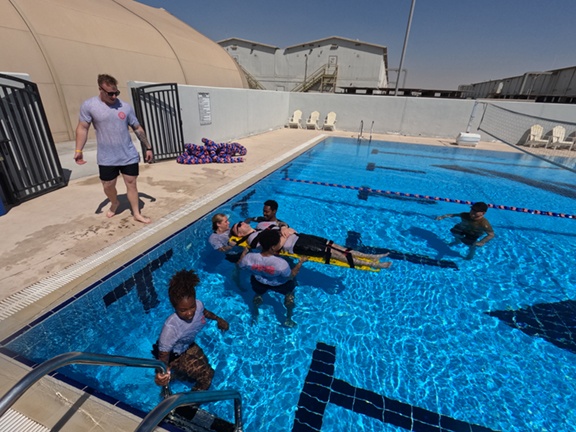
xmin=395 ymin=0 xmax=416 ymax=96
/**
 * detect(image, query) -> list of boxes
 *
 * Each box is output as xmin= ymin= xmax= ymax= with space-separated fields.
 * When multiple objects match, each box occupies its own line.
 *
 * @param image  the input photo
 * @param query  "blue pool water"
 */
xmin=3 ymin=138 xmax=576 ymax=431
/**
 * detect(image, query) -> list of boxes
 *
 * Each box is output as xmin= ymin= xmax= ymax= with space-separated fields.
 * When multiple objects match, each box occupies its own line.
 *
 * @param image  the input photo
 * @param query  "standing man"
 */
xmin=75 ymin=74 xmax=153 ymax=224
xmin=436 ymin=202 xmax=495 ymax=260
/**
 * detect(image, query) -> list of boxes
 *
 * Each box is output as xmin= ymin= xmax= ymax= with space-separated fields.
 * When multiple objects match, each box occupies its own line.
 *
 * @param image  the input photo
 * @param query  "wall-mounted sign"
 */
xmin=198 ymin=92 xmax=212 ymax=125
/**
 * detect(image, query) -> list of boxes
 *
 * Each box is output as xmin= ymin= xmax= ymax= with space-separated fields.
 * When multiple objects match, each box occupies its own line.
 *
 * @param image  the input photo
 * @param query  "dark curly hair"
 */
xmin=168 ymin=269 xmax=199 ymax=308
xmin=257 ymin=229 xmax=281 ymax=252
xmin=264 ymin=200 xmax=278 ymax=211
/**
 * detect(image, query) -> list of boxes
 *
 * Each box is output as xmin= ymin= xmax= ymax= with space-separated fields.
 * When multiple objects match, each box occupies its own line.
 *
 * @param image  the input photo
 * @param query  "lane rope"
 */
xmin=281 ymin=178 xmax=576 ymax=220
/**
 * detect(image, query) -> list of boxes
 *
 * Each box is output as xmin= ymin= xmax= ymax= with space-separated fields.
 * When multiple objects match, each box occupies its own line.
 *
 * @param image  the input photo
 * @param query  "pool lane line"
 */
xmin=281 ymin=178 xmax=576 ymax=220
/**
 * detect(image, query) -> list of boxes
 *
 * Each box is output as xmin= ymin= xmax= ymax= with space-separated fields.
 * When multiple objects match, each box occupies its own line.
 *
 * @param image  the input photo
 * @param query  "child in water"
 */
xmin=153 ymin=269 xmax=229 ymax=390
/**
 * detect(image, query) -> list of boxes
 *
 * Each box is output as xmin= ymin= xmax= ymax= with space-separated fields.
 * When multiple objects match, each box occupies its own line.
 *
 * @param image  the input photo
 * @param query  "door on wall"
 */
xmin=0 ymin=73 xmax=66 ymax=205
xmin=131 ymin=83 xmax=184 ymax=161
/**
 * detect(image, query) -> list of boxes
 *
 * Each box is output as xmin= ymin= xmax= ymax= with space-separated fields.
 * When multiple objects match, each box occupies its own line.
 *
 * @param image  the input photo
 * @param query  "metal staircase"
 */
xmin=291 ymin=64 xmax=338 ymax=93
xmin=235 ymin=63 xmax=266 ymax=90
xmin=0 ymin=352 xmax=243 ymax=432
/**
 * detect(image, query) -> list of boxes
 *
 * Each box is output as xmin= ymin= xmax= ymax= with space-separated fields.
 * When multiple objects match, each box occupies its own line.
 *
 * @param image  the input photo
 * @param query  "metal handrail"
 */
xmin=135 ymin=389 xmax=243 ymax=432
xmin=0 ymin=352 xmax=169 ymax=418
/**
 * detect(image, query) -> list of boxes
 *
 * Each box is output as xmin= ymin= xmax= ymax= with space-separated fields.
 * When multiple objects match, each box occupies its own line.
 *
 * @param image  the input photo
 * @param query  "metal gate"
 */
xmin=0 ymin=74 xmax=66 ymax=205
xmin=131 ymin=83 xmax=184 ymax=161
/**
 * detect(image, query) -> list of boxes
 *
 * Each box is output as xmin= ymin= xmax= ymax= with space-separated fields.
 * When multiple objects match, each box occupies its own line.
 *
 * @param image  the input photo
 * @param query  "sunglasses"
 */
xmin=232 ymin=221 xmax=244 ymax=234
xmin=100 ymin=87 xmax=121 ymax=97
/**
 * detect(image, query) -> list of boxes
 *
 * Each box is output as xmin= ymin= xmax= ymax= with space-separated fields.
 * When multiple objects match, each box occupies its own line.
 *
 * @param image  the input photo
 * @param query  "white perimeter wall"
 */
xmin=140 ymin=82 xmax=576 ymax=145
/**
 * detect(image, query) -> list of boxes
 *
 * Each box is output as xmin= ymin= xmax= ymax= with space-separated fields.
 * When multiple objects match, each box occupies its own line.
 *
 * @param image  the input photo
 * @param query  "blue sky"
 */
xmin=137 ymin=0 xmax=576 ymax=89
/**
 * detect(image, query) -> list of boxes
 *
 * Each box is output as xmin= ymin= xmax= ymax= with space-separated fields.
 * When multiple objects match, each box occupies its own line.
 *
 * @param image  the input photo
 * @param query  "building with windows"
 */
xmin=459 ymin=66 xmax=576 ymax=104
xmin=218 ymin=36 xmax=389 ymax=93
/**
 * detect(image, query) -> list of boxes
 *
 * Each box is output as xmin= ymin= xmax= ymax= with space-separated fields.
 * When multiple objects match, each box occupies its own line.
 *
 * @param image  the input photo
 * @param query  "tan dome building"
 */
xmin=0 ymin=0 xmax=247 ymax=142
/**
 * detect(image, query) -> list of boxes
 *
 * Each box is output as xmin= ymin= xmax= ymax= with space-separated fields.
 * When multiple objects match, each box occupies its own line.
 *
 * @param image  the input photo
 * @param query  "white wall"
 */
xmin=176 ymin=85 xmax=290 ymax=144
xmin=134 ymin=81 xmax=576 ymax=144
xmin=289 ymin=92 xmax=478 ymax=138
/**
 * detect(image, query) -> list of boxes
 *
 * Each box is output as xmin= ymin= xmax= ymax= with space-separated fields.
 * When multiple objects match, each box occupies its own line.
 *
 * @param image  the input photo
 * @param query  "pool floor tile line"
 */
xmin=102 ymin=249 xmax=173 ymax=312
xmin=486 ymin=299 xmax=576 ymax=355
xmin=293 ymin=342 xmax=499 ymax=432
xmin=0 ymin=135 xmax=324 ymax=323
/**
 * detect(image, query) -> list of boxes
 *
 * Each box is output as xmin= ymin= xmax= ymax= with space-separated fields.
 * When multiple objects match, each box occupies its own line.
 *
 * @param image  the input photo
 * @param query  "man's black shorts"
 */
xmin=450 ymin=226 xmax=479 ymax=246
xmin=292 ymin=234 xmax=327 ymax=257
xmin=99 ymin=163 xmax=139 ymax=181
xmin=250 ymin=275 xmax=295 ymax=296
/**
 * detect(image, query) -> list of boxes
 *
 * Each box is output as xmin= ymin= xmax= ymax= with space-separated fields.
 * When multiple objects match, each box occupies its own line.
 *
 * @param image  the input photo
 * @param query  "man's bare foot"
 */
xmin=106 ymin=201 xmax=119 ymax=218
xmin=134 ymin=214 xmax=151 ymax=224
xmin=375 ymin=261 xmax=392 ymax=269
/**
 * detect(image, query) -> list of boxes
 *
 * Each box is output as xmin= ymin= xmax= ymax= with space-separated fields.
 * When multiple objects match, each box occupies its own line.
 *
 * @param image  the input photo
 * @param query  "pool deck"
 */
xmin=0 ymin=128 xmax=519 ymax=431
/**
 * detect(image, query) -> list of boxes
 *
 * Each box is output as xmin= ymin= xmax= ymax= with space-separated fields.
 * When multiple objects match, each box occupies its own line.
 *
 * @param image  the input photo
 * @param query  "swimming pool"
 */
xmin=2 ymin=137 xmax=575 ymax=431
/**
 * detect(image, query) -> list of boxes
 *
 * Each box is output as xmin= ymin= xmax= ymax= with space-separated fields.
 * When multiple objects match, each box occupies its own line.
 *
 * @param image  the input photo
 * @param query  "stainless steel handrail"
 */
xmin=0 ymin=351 xmax=169 ymax=418
xmin=369 ymin=120 xmax=374 ymax=142
xmin=135 ymin=389 xmax=243 ymax=432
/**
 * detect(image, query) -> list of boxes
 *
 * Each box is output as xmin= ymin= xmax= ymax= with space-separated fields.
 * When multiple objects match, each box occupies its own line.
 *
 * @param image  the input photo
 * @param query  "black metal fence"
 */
xmin=0 ymin=74 xmax=66 ymax=206
xmin=131 ymin=83 xmax=184 ymax=161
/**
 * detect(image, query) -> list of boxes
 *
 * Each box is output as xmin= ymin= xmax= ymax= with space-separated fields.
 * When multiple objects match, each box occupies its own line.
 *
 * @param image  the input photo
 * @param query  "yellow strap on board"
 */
xmin=229 ymin=236 xmax=380 ymax=272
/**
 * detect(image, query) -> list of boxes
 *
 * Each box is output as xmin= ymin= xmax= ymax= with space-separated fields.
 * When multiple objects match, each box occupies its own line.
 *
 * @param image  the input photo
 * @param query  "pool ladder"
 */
xmin=357 ymin=120 xmax=374 ymax=142
xmin=0 ymin=351 xmax=244 ymax=432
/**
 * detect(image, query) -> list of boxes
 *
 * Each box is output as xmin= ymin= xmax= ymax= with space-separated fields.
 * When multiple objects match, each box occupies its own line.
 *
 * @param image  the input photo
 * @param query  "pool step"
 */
xmin=167 ymin=406 xmax=235 ymax=432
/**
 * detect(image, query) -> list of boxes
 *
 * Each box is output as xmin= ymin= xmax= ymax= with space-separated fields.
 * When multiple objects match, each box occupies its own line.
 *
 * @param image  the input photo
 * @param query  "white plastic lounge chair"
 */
xmin=548 ymin=125 xmax=565 ymax=148
xmin=524 ymin=124 xmax=548 ymax=148
xmin=323 ymin=112 xmax=337 ymax=131
xmin=306 ymin=111 xmax=320 ymax=130
xmin=288 ymin=110 xmax=303 ymax=128
xmin=549 ymin=125 xmax=575 ymax=150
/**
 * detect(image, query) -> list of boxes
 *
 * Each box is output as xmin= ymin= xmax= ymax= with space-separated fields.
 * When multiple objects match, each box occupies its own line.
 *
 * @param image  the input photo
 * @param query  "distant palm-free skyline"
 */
xmin=137 ymin=0 xmax=576 ymax=90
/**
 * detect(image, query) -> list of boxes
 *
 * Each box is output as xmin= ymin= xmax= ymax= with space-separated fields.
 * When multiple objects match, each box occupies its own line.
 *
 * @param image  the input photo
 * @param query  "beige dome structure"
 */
xmin=0 ymin=0 xmax=248 ymax=142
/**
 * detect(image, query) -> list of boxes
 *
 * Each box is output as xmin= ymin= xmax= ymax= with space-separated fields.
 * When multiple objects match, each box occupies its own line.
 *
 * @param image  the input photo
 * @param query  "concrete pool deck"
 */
xmin=0 ymin=128 xmax=519 ymax=431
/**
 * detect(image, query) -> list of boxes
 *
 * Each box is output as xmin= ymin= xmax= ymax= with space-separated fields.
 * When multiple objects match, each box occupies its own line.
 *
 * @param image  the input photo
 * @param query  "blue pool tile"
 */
xmin=297 ymin=392 xmax=326 ymax=415
xmin=384 ymin=396 xmax=412 ymax=417
xmin=385 ymin=410 xmax=413 ymax=429
xmin=330 ymin=378 xmax=355 ymax=397
xmin=352 ymin=397 xmax=384 ymax=419
xmin=329 ymin=389 xmax=354 ymax=410
xmin=355 ymin=387 xmax=384 ymax=409
xmin=293 ymin=407 xmax=324 ymax=431
xmin=413 ymin=405 xmax=441 ymax=426
xmin=440 ymin=414 xmax=473 ymax=431
xmin=413 ymin=419 xmax=441 ymax=432
xmin=306 ymin=369 xmax=333 ymax=387
xmin=309 ymin=358 xmax=334 ymax=376
xmin=301 ymin=382 xmax=331 ymax=402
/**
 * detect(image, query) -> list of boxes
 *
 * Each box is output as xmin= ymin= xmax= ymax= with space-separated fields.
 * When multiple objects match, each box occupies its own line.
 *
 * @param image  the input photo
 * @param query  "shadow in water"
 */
xmin=346 ymin=230 xmax=459 ymax=269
